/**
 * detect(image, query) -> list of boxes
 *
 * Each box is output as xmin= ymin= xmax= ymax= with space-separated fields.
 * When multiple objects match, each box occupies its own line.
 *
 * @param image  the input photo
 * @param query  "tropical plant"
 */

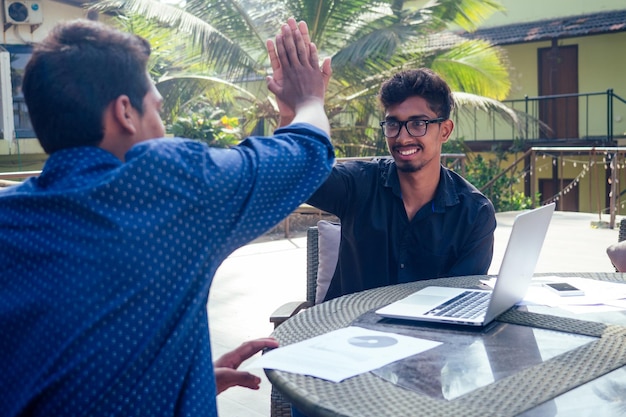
xmin=93 ymin=0 xmax=520 ymax=157
xmin=170 ymin=107 xmax=241 ymax=147
xmin=443 ymin=138 xmax=537 ymax=212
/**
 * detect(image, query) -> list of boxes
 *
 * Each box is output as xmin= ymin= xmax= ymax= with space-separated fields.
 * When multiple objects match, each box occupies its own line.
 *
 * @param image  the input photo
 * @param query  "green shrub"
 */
xmin=444 ymin=139 xmax=539 ymax=212
xmin=170 ymin=108 xmax=241 ymax=148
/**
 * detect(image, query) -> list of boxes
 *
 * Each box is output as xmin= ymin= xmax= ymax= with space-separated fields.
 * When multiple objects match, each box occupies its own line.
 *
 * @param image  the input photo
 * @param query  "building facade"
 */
xmin=0 ymin=0 xmax=91 ymax=172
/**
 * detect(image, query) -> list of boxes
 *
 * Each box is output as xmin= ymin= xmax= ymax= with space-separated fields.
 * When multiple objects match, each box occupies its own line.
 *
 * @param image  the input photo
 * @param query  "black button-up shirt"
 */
xmin=307 ymin=158 xmax=496 ymax=302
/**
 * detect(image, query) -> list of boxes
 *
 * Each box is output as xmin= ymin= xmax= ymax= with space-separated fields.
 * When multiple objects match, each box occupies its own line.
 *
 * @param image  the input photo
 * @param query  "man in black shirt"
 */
xmin=307 ymin=68 xmax=496 ymax=301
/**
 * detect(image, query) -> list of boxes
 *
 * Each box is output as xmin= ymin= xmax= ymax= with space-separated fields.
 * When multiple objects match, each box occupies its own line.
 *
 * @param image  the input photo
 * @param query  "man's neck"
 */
xmin=398 ymin=164 xmax=441 ymax=221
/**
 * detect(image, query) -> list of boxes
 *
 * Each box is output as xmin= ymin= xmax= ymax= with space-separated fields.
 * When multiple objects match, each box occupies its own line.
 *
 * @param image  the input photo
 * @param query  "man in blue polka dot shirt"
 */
xmin=0 ymin=18 xmax=333 ymax=417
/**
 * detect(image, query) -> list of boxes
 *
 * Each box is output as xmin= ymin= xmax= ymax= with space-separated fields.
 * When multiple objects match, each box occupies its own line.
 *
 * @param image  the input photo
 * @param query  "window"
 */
xmin=5 ymin=44 xmax=34 ymax=138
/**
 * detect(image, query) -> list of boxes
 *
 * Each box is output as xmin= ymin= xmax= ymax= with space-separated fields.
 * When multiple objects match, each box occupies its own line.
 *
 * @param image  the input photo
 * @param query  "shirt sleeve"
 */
xmin=445 ymin=201 xmax=497 ymax=276
xmin=208 ymin=123 xmax=335 ymax=254
xmin=306 ymin=160 xmax=364 ymax=218
xmin=127 ymin=123 xmax=334 ymax=258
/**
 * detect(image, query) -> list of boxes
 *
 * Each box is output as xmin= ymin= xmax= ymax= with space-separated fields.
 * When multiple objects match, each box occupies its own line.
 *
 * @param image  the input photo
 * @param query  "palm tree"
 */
xmin=94 ymin=0 xmax=518 ymax=157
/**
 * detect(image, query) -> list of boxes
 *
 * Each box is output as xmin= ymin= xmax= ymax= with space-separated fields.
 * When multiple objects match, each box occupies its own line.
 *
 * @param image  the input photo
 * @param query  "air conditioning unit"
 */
xmin=4 ymin=0 xmax=43 ymax=25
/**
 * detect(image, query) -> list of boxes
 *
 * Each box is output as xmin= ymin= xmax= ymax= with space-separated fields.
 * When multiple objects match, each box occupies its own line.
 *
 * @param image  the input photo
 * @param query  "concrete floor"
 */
xmin=208 ymin=210 xmax=623 ymax=416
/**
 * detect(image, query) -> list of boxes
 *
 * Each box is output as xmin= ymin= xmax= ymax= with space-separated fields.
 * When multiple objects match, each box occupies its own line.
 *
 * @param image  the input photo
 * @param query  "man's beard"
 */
xmin=396 ymin=162 xmax=423 ymax=173
xmin=395 ymin=155 xmax=434 ymax=173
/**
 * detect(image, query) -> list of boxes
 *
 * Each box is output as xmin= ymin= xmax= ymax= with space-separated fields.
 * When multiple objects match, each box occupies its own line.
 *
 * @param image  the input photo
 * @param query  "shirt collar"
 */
xmin=433 ymin=165 xmax=461 ymax=212
xmin=37 ymin=146 xmax=121 ymax=190
xmin=383 ymin=162 xmax=460 ymax=213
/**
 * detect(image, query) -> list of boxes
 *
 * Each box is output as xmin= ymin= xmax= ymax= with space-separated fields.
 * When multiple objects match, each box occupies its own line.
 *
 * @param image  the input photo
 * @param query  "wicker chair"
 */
xmin=607 ymin=218 xmax=626 ymax=271
xmin=269 ymin=226 xmax=320 ymax=417
xmin=619 ymin=218 xmax=626 ymax=243
xmin=270 ymin=226 xmax=318 ymax=329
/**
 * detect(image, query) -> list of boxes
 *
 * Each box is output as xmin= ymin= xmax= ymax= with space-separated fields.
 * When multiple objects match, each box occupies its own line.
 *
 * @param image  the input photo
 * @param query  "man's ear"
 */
xmin=112 ymin=95 xmax=137 ymax=135
xmin=439 ymin=119 xmax=454 ymax=143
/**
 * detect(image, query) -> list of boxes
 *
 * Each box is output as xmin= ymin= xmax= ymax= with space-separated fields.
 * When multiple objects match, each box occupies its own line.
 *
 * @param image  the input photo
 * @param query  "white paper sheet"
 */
xmin=481 ymin=276 xmax=626 ymax=312
xmin=245 ymin=326 xmax=441 ymax=383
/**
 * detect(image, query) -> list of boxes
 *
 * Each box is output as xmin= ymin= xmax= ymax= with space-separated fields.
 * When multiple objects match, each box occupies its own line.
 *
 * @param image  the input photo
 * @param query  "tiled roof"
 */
xmin=463 ymin=9 xmax=626 ymax=46
xmin=427 ymin=9 xmax=626 ymax=49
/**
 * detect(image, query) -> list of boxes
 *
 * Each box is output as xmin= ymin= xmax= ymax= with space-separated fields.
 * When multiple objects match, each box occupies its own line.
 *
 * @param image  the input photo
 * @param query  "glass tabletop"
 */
xmin=367 ymin=320 xmax=595 ymax=400
xmin=269 ymin=273 xmax=626 ymax=416
xmin=517 ymin=366 xmax=626 ymax=416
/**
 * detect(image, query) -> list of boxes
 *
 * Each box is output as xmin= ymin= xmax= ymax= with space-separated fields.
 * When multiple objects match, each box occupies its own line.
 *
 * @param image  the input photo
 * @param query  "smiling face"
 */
xmin=384 ymin=96 xmax=453 ymax=174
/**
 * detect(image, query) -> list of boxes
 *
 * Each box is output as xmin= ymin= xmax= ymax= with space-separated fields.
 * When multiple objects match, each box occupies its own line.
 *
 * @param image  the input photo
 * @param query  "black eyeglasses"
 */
xmin=379 ymin=118 xmax=445 ymax=139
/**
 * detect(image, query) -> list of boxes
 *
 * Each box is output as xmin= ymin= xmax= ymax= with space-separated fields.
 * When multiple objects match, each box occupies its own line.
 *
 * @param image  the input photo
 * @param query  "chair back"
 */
xmin=306 ymin=226 xmax=319 ymax=305
xmin=619 ymin=218 xmax=626 ymax=243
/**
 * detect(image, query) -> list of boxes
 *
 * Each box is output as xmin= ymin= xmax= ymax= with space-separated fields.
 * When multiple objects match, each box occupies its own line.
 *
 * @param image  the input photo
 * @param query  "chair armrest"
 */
xmin=270 ymin=301 xmax=313 ymax=329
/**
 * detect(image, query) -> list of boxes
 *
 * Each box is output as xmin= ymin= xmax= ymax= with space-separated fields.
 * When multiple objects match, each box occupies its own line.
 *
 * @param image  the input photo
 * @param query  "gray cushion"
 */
xmin=607 ymin=241 xmax=626 ymax=272
xmin=315 ymin=220 xmax=340 ymax=304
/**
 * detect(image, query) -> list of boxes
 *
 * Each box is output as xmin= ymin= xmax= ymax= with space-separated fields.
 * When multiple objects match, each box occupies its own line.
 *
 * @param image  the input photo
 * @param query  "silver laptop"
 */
xmin=376 ymin=203 xmax=556 ymax=326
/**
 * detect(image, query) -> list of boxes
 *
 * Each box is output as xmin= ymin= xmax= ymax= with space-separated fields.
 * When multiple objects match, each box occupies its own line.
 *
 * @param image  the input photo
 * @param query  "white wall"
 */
xmin=482 ymin=0 xmax=626 ymax=27
xmin=1 ymin=0 xmax=90 ymax=45
xmin=0 ymin=0 xmax=90 ymax=158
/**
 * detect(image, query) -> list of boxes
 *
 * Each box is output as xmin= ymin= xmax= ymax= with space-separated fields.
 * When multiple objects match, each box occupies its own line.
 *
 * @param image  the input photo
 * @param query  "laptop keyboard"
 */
xmin=425 ymin=291 xmax=490 ymax=319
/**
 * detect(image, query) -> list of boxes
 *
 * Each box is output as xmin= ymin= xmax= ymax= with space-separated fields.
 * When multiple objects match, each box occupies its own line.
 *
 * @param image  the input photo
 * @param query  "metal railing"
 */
xmin=13 ymin=96 xmax=34 ymax=138
xmin=461 ymin=90 xmax=626 ymax=143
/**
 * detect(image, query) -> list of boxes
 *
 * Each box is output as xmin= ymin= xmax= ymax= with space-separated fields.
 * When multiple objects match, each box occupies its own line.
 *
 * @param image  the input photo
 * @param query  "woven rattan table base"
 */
xmin=268 ymin=273 xmax=626 ymax=417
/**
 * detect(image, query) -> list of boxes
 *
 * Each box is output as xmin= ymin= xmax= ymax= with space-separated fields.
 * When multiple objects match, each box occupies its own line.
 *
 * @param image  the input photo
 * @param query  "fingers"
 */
xmin=298 ymin=20 xmax=312 ymax=61
xmin=266 ymin=39 xmax=280 ymax=74
xmin=279 ymin=22 xmax=305 ymax=67
xmin=213 ymin=338 xmax=278 ymax=394
xmin=266 ymin=17 xmax=328 ymax=115
xmin=233 ymin=338 xmax=280 ymax=364
xmin=214 ymin=337 xmax=280 ymax=370
xmin=265 ymin=74 xmax=278 ymax=97
xmin=266 ymin=38 xmax=282 ymax=96
xmin=321 ymin=56 xmax=332 ymax=89
xmin=215 ymin=368 xmax=262 ymax=395
xmin=307 ymin=41 xmax=318 ymax=68
xmin=235 ymin=372 xmax=262 ymax=390
xmin=267 ymin=18 xmax=326 ymax=76
xmin=276 ymin=18 xmax=313 ymax=68
xmin=298 ymin=20 xmax=311 ymax=45
xmin=287 ymin=16 xmax=298 ymax=31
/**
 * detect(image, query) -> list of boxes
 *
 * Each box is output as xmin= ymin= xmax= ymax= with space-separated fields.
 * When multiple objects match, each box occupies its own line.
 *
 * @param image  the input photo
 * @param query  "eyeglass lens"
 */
xmin=382 ymin=120 xmax=428 ymax=138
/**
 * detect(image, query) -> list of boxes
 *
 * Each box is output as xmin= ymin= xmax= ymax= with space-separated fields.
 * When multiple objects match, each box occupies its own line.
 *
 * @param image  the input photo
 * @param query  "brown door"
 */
xmin=538 ymin=43 xmax=579 ymax=140
xmin=540 ymin=178 xmax=579 ymax=211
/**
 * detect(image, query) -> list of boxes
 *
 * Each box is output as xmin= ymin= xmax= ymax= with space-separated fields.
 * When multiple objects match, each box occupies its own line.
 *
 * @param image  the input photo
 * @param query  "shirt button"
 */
xmin=400 ymin=263 xmax=405 ymax=269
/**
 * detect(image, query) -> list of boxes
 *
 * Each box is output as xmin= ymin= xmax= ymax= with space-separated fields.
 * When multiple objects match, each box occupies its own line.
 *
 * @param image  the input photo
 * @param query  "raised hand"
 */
xmin=214 ymin=337 xmax=279 ymax=394
xmin=267 ymin=18 xmax=332 ymax=128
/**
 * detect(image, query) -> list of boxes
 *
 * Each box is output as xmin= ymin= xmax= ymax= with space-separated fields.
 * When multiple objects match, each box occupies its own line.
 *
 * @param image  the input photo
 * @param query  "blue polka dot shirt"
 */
xmin=0 ymin=123 xmax=333 ymax=417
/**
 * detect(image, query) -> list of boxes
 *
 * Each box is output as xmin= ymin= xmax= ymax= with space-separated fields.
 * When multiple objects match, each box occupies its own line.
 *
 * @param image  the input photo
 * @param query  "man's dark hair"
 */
xmin=22 ymin=19 xmax=152 ymax=154
xmin=378 ymin=68 xmax=455 ymax=119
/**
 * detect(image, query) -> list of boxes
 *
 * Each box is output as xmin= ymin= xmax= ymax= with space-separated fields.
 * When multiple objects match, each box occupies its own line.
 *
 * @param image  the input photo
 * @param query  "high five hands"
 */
xmin=266 ymin=18 xmax=332 ymax=130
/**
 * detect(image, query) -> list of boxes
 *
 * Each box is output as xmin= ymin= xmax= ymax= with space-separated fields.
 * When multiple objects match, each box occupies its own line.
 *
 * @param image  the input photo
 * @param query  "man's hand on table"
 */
xmin=214 ymin=337 xmax=280 ymax=394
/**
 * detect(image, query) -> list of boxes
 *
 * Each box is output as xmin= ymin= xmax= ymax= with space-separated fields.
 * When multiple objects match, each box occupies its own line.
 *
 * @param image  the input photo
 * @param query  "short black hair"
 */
xmin=22 ymin=19 xmax=152 ymax=154
xmin=378 ymin=68 xmax=454 ymax=119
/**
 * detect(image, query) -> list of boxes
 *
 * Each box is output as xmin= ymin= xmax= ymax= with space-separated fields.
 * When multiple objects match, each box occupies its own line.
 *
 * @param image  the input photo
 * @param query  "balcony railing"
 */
xmin=457 ymin=90 xmax=626 ymax=143
xmin=13 ymin=96 xmax=34 ymax=138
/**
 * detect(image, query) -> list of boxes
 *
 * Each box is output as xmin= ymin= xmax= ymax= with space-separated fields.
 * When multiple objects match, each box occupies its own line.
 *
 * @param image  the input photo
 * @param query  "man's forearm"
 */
xmin=291 ymin=98 xmax=330 ymax=136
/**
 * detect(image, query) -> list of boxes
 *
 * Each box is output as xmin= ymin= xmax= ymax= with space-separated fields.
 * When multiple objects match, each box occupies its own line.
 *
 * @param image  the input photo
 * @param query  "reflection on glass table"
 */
xmin=517 ymin=367 xmax=626 ymax=417
xmin=371 ymin=322 xmax=595 ymax=401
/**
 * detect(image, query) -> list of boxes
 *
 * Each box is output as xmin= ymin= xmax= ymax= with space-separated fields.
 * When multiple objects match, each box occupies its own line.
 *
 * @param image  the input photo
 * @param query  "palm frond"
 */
xmin=183 ymin=0 xmax=287 ymax=63
xmin=297 ymin=0 xmax=389 ymax=49
xmin=452 ymin=91 xmax=527 ymax=136
xmin=425 ymin=0 xmax=505 ymax=32
xmin=430 ymin=40 xmax=511 ymax=100
xmin=93 ymin=0 xmax=260 ymax=77
xmin=112 ymin=14 xmax=204 ymax=77
xmin=330 ymin=7 xmax=434 ymax=81
xmin=156 ymin=74 xmax=260 ymax=123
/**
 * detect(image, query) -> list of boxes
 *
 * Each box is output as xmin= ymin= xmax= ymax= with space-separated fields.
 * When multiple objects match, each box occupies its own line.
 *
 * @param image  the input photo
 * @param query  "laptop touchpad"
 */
xmin=403 ymin=293 xmax=450 ymax=307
